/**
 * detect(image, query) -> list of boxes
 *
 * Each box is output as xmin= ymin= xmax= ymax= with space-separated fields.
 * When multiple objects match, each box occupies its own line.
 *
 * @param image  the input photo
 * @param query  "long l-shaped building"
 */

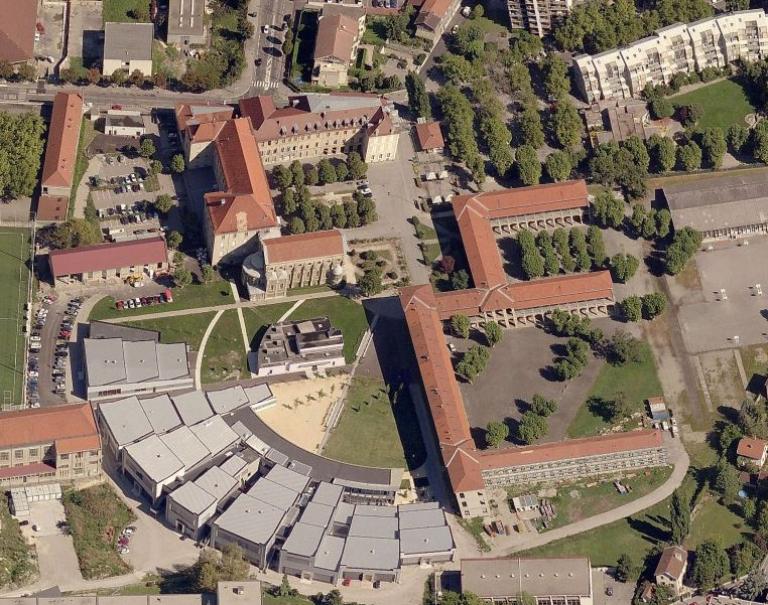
xmin=401 ymin=181 xmax=669 ymax=518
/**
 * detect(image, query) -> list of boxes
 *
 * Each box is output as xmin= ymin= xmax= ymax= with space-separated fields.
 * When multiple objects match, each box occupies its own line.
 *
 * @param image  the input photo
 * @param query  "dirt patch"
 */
xmin=698 ymin=350 xmax=745 ymax=406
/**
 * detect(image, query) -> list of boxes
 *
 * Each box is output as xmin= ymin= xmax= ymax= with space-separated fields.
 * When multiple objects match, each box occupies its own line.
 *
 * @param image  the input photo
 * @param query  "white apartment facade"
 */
xmin=574 ymin=10 xmax=768 ymax=102
xmin=507 ymin=0 xmax=581 ymax=37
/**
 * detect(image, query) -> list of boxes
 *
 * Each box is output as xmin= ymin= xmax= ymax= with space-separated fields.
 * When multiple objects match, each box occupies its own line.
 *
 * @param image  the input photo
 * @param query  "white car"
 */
xmin=262 ymin=25 xmax=269 ymax=34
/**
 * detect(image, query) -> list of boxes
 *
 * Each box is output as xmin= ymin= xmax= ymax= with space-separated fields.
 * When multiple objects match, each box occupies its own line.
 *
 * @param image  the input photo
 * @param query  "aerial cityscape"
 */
xmin=0 ymin=0 xmax=767 ymax=603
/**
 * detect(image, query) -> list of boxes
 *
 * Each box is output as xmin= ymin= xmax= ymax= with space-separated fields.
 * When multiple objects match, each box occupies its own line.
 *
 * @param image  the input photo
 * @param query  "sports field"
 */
xmin=0 ymin=228 xmax=32 ymax=406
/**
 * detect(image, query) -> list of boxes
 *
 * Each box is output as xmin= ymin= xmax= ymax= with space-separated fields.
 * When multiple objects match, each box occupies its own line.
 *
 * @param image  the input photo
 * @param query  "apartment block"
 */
xmin=575 ymin=10 xmax=768 ymax=102
xmin=507 ymin=0 xmax=581 ymax=37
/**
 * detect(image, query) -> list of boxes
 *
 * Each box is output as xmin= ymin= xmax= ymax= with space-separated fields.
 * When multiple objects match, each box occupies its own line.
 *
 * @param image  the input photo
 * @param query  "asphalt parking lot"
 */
xmin=678 ymin=240 xmax=768 ymax=353
xmin=90 ymin=156 xmax=155 ymax=212
xmin=67 ymin=2 xmax=103 ymax=65
xmin=35 ymin=4 xmax=65 ymax=65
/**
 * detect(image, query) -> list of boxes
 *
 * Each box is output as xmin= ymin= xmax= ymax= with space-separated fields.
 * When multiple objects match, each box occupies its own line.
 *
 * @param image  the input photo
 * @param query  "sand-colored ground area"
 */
xmin=257 ymin=375 xmax=350 ymax=453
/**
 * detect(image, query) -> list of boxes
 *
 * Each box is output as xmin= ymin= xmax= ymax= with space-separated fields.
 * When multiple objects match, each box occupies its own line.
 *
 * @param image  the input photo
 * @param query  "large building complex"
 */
xmin=460 ymin=557 xmax=594 ymax=605
xmin=312 ymin=6 xmax=365 ymax=88
xmin=661 ymin=171 xmax=768 ymax=241
xmin=0 ymin=403 xmax=102 ymax=488
xmin=574 ymin=10 xmax=768 ymax=102
xmin=241 ymin=230 xmax=345 ymax=300
xmin=38 ymin=93 xmax=84 ymax=222
xmin=102 ymin=22 xmax=154 ymax=76
xmin=239 ymin=93 xmax=400 ymax=166
xmin=47 ymin=237 xmax=169 ymax=286
xmin=507 ymin=0 xmax=581 ymax=37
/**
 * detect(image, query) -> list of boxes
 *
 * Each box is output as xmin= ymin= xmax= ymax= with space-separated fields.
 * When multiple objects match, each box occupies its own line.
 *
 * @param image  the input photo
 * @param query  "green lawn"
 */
xmin=544 ymin=468 xmax=672 ymax=530
xmin=117 ymin=312 xmax=215 ymax=351
xmin=263 ymin=594 xmax=313 ymax=605
xmin=685 ymin=495 xmax=750 ymax=550
xmin=323 ymin=377 xmax=409 ymax=469
xmin=242 ymin=302 xmax=293 ymax=350
xmin=289 ymin=296 xmax=369 ymax=364
xmin=102 ymin=0 xmax=151 ymax=23
xmin=70 ymin=119 xmax=96 ymax=218
xmin=0 ymin=498 xmax=36 ymax=590
xmin=567 ymin=344 xmax=663 ymax=438
xmin=291 ymin=10 xmax=319 ymax=82
xmin=362 ymin=18 xmax=387 ymax=48
xmin=89 ymin=281 xmax=235 ymax=320
xmin=0 ymin=228 xmax=31 ymax=407
xmin=201 ymin=310 xmax=249 ymax=384
xmin=671 ymin=79 xmax=756 ymax=129
xmin=420 ymin=241 xmax=441 ymax=265
xmin=63 ymin=484 xmax=137 ymax=580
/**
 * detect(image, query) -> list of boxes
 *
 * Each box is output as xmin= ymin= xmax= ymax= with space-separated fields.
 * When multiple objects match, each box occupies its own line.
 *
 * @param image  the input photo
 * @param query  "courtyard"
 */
xmin=670 ymin=78 xmax=756 ymax=130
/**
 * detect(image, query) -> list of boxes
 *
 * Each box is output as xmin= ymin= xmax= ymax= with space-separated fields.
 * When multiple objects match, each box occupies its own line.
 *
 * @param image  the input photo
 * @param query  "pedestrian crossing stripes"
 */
xmin=254 ymin=81 xmax=279 ymax=90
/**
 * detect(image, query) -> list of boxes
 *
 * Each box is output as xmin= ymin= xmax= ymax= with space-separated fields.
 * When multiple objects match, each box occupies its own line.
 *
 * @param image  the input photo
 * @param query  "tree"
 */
xmin=692 ymin=541 xmax=729 ymax=590
xmin=649 ymin=96 xmax=674 ymax=120
xmin=336 ymin=161 xmax=349 ymax=182
xmin=647 ymin=134 xmax=677 ymax=173
xmin=615 ymin=553 xmax=637 ymax=583
xmin=545 ymin=150 xmax=572 ymax=182
xmin=543 ymin=54 xmax=570 ymax=99
xmin=656 ymin=208 xmax=672 ymax=239
xmin=519 ymin=229 xmax=545 ymax=279
xmin=620 ymin=296 xmax=642 ymax=322
xmin=139 ymin=137 xmax=156 ymax=158
xmin=530 ymin=394 xmax=557 ymax=416
xmin=170 ymin=154 xmax=185 ymax=173
xmin=273 ymin=165 xmax=293 ymax=190
xmin=290 ymin=160 xmax=305 ymax=187
xmin=149 ymin=159 xmax=163 ymax=176
xmin=347 ymin=152 xmax=367 ymax=179
xmin=586 ymin=226 xmax=606 ymax=267
xmin=200 ymin=264 xmax=215 ymax=284
xmin=405 ymin=71 xmax=431 ymax=119
xmin=358 ymin=267 xmax=383 ymax=296
xmin=451 ymin=269 xmax=470 ymax=290
xmin=486 ymin=421 xmax=509 ymax=448
xmin=193 ymin=544 xmax=249 ymax=592
xmin=604 ymin=391 xmax=634 ymax=421
xmin=623 ymin=136 xmax=650 ymax=173
xmin=0 ymin=60 xmax=13 ymax=79
xmin=713 ymin=457 xmax=741 ymax=504
xmin=167 ymin=230 xmax=183 ymax=249
xmin=641 ymin=293 xmax=667 ymax=319
xmin=700 ymin=127 xmax=726 ymax=169
xmin=676 ymin=103 xmax=704 ymax=127
xmin=517 ymin=411 xmax=548 ymax=444
xmin=318 ymin=159 xmax=337 ymax=184
xmin=440 ymin=256 xmax=456 ymax=274
xmin=480 ymin=111 xmax=514 ymax=177
xmin=718 ymin=424 xmax=743 ymax=455
xmin=111 ymin=69 xmax=128 ymax=86
xmin=481 ymin=321 xmax=503 ymax=347
xmin=288 ymin=216 xmax=305 ymax=234
xmin=173 ymin=267 xmax=192 ymax=288
xmin=44 ymin=219 xmax=101 ymax=249
xmin=129 ymin=69 xmax=145 ymax=87
xmin=516 ymin=145 xmax=541 ymax=185
xmin=317 ymin=204 xmax=333 ymax=230
xmin=17 ymin=64 xmax=37 ymax=83
xmin=591 ymin=189 xmax=624 ymax=229
xmin=727 ymin=124 xmax=749 ymax=154
xmin=665 ymin=227 xmax=702 ymax=275
xmin=451 ymin=314 xmax=470 ymax=339
xmin=606 ymin=330 xmax=644 ymax=365
xmin=305 ymin=166 xmax=319 ymax=187
xmin=551 ymin=98 xmax=582 ymax=148
xmin=153 ymin=194 xmax=173 ymax=214
xmin=569 ymin=228 xmax=591 ymax=272
xmin=456 ymin=346 xmax=490 ymax=383
xmin=330 ymin=204 xmax=347 ymax=228
xmin=756 ymin=500 xmax=768 ymax=537
xmin=553 ymin=227 xmax=575 ymax=272
xmin=281 ymin=188 xmax=297 ymax=215
xmin=277 ymin=574 xmax=293 ymax=598
xmin=610 ymin=253 xmax=639 ymax=283
xmin=670 ymin=487 xmax=691 ymax=544
xmin=518 ymin=103 xmax=545 ymax=149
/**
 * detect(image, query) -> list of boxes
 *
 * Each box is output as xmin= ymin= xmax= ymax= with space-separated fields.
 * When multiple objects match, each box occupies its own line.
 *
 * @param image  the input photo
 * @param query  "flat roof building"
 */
xmin=103 ymin=22 xmax=154 ymax=77
xmin=123 ymin=435 xmax=185 ymax=504
xmin=166 ymin=0 xmax=207 ymax=46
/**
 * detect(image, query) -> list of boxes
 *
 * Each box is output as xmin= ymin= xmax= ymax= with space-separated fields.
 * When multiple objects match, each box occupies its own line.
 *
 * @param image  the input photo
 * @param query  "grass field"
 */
xmin=0 ymin=498 xmax=37 ymax=589
xmin=323 ymin=377 xmax=409 ymax=469
xmin=0 ymin=228 xmax=31 ymax=407
xmin=289 ymin=296 xmax=369 ymax=364
xmin=89 ymin=281 xmax=235 ymax=321
xmin=201 ymin=310 xmax=249 ymax=384
xmin=671 ymin=79 xmax=756 ymax=129
xmin=63 ymin=484 xmax=136 ymax=580
xmin=118 ymin=312 xmax=215 ymax=351
xmin=567 ymin=344 xmax=663 ymax=438
xmin=102 ymin=0 xmax=151 ymax=22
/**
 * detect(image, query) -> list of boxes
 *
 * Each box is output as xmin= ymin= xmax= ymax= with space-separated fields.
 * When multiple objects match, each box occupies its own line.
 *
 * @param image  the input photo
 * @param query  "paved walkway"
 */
xmin=194 ymin=310 xmax=223 ymax=389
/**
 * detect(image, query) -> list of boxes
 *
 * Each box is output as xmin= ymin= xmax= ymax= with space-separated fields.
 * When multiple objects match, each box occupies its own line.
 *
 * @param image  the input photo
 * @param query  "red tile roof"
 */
xmin=36 ymin=195 xmax=69 ymax=222
xmin=41 ymin=93 xmax=84 ymax=190
xmin=262 ymin=230 xmax=344 ymax=264
xmin=0 ymin=403 xmax=100 ymax=450
xmin=204 ymin=118 xmax=277 ymax=235
xmin=0 ymin=463 xmax=57 ymax=480
xmin=313 ymin=13 xmax=360 ymax=62
xmin=415 ymin=0 xmax=452 ymax=31
xmin=56 ymin=435 xmax=101 ymax=454
xmin=737 ymin=437 xmax=768 ymax=460
xmin=454 ymin=181 xmax=590 ymax=220
xmin=48 ymin=236 xmax=167 ymax=278
xmin=452 ymin=196 xmax=507 ymax=288
xmin=0 ymin=0 xmax=37 ymax=63
xmin=415 ymin=121 xmax=445 ymax=151
xmin=175 ymin=103 xmax=234 ymax=133
xmin=654 ymin=546 xmax=687 ymax=581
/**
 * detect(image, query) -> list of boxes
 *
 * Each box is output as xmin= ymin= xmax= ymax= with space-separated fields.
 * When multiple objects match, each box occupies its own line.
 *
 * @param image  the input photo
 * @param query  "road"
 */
xmin=245 ymin=0 xmax=292 ymax=96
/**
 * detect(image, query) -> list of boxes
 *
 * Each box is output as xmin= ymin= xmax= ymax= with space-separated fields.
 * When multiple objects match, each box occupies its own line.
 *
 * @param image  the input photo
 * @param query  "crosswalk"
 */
xmin=253 ymin=80 xmax=279 ymax=90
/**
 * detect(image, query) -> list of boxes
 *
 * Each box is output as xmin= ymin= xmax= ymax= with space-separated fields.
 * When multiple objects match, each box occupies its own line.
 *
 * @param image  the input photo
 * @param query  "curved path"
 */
xmin=194 ymin=309 xmax=224 ymax=389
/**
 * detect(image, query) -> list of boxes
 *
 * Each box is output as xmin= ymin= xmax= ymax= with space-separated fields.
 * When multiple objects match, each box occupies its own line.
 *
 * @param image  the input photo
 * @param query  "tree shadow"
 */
xmin=586 ymin=396 xmax=613 ymax=422
xmin=498 ymin=236 xmax=527 ymax=280
xmin=539 ymin=365 xmax=559 ymax=381
xmin=627 ymin=516 xmax=670 ymax=545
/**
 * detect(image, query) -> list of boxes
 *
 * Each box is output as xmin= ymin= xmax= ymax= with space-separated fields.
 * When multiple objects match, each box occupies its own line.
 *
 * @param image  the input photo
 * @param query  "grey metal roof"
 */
xmin=397 ymin=501 xmax=439 ymax=513
xmin=282 ymin=521 xmax=325 ymax=557
xmin=214 ymin=493 xmax=285 ymax=545
xmin=99 ymin=396 xmax=153 ymax=447
xmin=398 ymin=507 xmax=447 ymax=530
xmin=311 ymin=482 xmax=343 ymax=507
xmin=460 ymin=557 xmax=592 ymax=599
xmin=167 ymin=0 xmax=205 ymax=37
xmin=229 ymin=421 xmax=253 ymax=440
xmin=89 ymin=320 xmax=158 ymax=342
xmin=219 ymin=454 xmax=247 ymax=477
xmin=288 ymin=460 xmax=312 ymax=476
xmin=206 ymin=386 xmax=249 ymax=415
xmin=246 ymin=478 xmax=299 ymax=511
xmin=139 ymin=394 xmax=182 ymax=435
xmin=123 ymin=340 xmax=158 ymax=383
xmin=245 ymin=435 xmax=271 ymax=456
xmin=85 ymin=338 xmax=127 ymax=386
xmin=157 ymin=343 xmax=190 ymax=379
xmin=159 ymin=425 xmax=209 ymax=469
xmin=105 ymin=113 xmax=144 ymax=129
xmin=348 ymin=514 xmax=397 ymax=539
xmin=332 ymin=501 xmax=354 ymax=526
xmin=354 ymin=504 xmax=397 ymax=517
xmin=244 ymin=384 xmax=275 ymax=406
xmin=172 ymin=391 xmax=213 ymax=426
xmin=104 ymin=22 xmax=154 ymax=62
xmin=399 ymin=525 xmax=454 ymax=555
xmin=265 ymin=448 xmax=289 ymax=465
xmin=168 ymin=480 xmax=216 ymax=514
xmin=265 ymin=464 xmax=310 ymax=493
xmin=314 ymin=534 xmax=346 ymax=572
xmin=299 ymin=501 xmax=334 ymax=528
xmin=125 ymin=435 xmax=184 ymax=482
xmin=190 ymin=416 xmax=239 ymax=456
xmin=194 ymin=466 xmax=237 ymax=501
xmin=340 ymin=536 xmax=400 ymax=571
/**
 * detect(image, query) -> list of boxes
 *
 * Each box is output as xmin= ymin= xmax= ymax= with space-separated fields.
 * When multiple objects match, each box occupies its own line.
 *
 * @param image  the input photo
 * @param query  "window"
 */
xmin=14 ymin=450 xmax=23 ymax=459
xmin=28 ymin=448 xmax=38 ymax=458
xmin=60 ymin=453 xmax=69 ymax=460
xmin=0 ymin=452 xmax=8 ymax=462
